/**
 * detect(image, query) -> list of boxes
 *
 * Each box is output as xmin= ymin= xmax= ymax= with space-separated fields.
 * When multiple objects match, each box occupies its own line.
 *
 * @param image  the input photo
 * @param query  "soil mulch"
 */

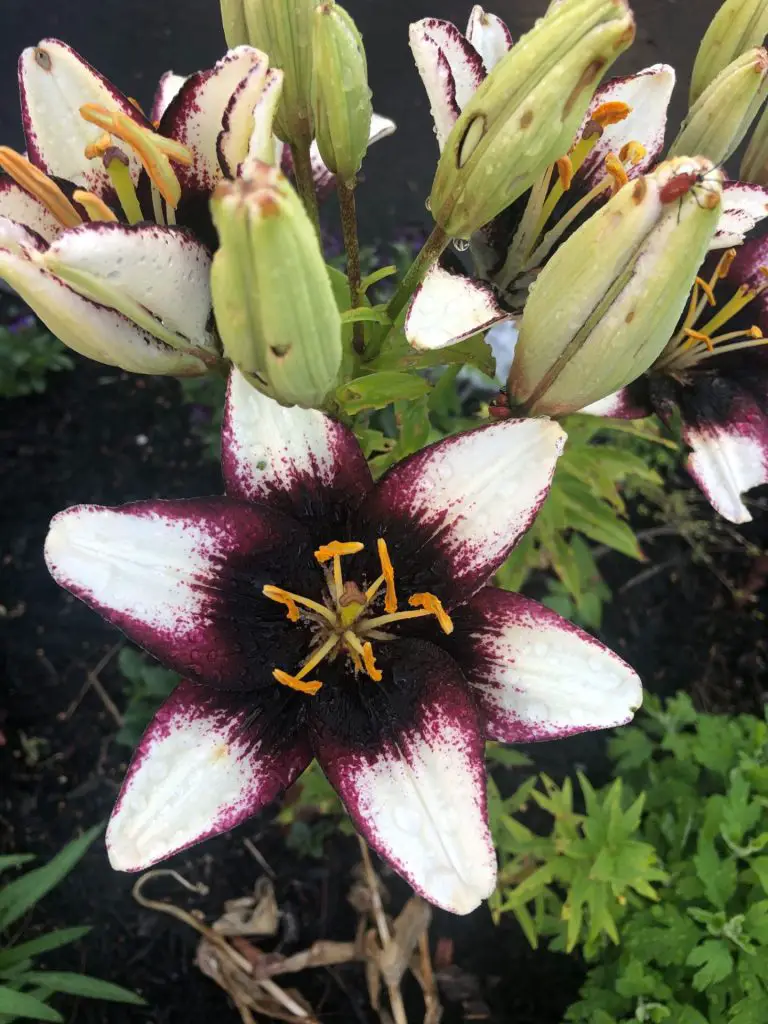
xmin=1 ymin=353 xmax=766 ymax=1024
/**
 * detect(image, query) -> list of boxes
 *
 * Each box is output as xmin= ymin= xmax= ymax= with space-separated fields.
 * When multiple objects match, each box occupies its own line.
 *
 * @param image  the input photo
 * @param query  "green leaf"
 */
xmin=335 ymin=372 xmax=431 ymax=414
xmin=360 ymin=265 xmax=397 ymax=292
xmin=0 ymin=825 xmax=103 ymax=931
xmin=0 ymin=928 xmax=92 ymax=971
xmin=0 ymin=857 xmax=35 ymax=875
xmin=22 ymin=973 xmax=144 ymax=1005
xmin=369 ymin=330 xmax=495 ymax=377
xmin=485 ymin=744 xmax=532 ymax=769
xmin=0 ymin=986 xmax=62 ymax=1022
xmin=339 ymin=306 xmax=391 ymax=326
xmin=693 ymin=841 xmax=738 ymax=909
xmin=686 ymin=939 xmax=733 ymax=990
xmin=512 ymin=904 xmax=539 ymax=949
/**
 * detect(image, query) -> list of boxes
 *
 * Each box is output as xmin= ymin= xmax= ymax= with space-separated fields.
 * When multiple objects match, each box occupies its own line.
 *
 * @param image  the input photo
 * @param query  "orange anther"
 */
xmin=361 ymin=642 xmax=383 ymax=682
xmin=377 ymin=538 xmax=398 ymax=614
xmin=556 ymin=155 xmax=574 ymax=192
xmin=590 ymin=101 xmax=631 ymax=127
xmin=314 ymin=540 xmax=365 ymax=563
xmin=272 ymin=669 xmax=323 ymax=695
xmin=408 ymin=593 xmax=454 ymax=634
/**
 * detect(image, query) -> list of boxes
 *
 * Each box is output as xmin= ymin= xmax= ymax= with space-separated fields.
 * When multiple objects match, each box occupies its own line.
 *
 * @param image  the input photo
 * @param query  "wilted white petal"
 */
xmin=405 ymin=265 xmax=507 ymax=351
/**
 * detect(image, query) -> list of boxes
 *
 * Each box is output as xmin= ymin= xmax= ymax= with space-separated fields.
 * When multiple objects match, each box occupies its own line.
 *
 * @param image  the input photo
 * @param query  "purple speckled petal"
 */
xmin=465 ymin=6 xmax=513 ymax=73
xmin=446 ymin=588 xmax=642 ymax=742
xmin=18 ymin=39 xmax=149 ymax=198
xmin=728 ymin=235 xmax=768 ymax=334
xmin=651 ymin=371 xmax=768 ymax=524
xmin=107 ymin=680 xmax=311 ymax=871
xmin=577 ymin=65 xmax=675 ymax=189
xmin=222 ymin=368 xmax=373 ymax=523
xmin=151 ymin=71 xmax=189 ymax=123
xmin=312 ymin=640 xmax=495 ymax=915
xmin=409 ymin=18 xmax=484 ymax=152
xmin=356 ymin=419 xmax=566 ymax=608
xmin=580 ymin=381 xmax=653 ymax=419
xmin=405 ymin=264 xmax=507 ymax=351
xmin=0 ymin=178 xmax=63 ymax=243
xmin=158 ymin=46 xmax=267 ymax=195
xmin=713 ymin=183 xmax=768 ymax=250
xmin=45 ymin=497 xmax=319 ymax=690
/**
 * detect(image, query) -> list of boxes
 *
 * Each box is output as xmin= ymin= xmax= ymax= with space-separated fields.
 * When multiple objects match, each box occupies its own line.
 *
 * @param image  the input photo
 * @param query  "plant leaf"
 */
xmin=0 ymin=928 xmax=92 ymax=970
xmin=22 ymin=972 xmax=145 ymax=1005
xmin=0 ymin=986 xmax=62 ymax=1022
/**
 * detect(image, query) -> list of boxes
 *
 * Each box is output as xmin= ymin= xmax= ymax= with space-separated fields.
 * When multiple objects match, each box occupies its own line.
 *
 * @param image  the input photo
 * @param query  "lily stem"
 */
xmin=338 ymin=180 xmax=365 ymax=355
xmin=290 ymin=140 xmax=320 ymax=236
xmin=366 ymin=222 xmax=449 ymax=361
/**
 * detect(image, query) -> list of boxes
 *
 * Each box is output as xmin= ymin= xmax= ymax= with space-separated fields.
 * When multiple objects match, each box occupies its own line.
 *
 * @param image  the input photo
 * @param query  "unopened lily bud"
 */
xmin=508 ymin=157 xmax=724 ymax=416
xmin=690 ymin=0 xmax=768 ymax=105
xmin=210 ymin=162 xmax=342 ymax=408
xmin=669 ymin=48 xmax=768 ymax=165
xmin=223 ymin=0 xmax=316 ymax=146
xmin=429 ymin=0 xmax=635 ymax=240
xmin=740 ymin=91 xmax=768 ymax=183
xmin=311 ymin=2 xmax=372 ymax=183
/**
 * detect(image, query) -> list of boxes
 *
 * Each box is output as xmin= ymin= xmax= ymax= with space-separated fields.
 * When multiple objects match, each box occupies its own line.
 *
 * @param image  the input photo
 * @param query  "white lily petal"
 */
xmin=240 ymin=68 xmax=284 ymax=173
xmin=19 ymin=39 xmax=146 ymax=196
xmin=0 ymin=247 xmax=206 ymax=374
xmin=0 ymin=217 xmax=46 ymax=256
xmin=405 ymin=265 xmax=507 ymax=351
xmin=108 ymin=681 xmax=310 ymax=870
xmin=316 ymin=641 xmax=495 ymax=915
xmin=45 ymin=498 xmax=310 ymax=685
xmin=0 ymin=179 xmax=63 ymax=243
xmin=711 ymin=182 xmax=768 ymax=249
xmin=368 ymin=112 xmax=397 ymax=146
xmin=686 ymin=424 xmax=768 ymax=524
xmin=159 ymin=46 xmax=268 ymax=193
xmin=452 ymin=590 xmax=642 ymax=742
xmin=465 ymin=6 xmax=513 ymax=73
xmin=42 ymin=222 xmax=215 ymax=351
xmin=223 ymin=368 xmax=372 ymax=518
xmin=217 ymin=62 xmax=273 ymax=177
xmin=579 ymin=64 xmax=676 ymax=186
xmin=151 ymin=71 xmax=189 ymax=123
xmin=364 ymin=418 xmax=566 ymax=604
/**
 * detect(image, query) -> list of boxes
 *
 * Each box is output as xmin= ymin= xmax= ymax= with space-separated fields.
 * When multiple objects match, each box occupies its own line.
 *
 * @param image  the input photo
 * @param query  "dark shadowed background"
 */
xmin=1 ymin=0 xmax=720 ymax=240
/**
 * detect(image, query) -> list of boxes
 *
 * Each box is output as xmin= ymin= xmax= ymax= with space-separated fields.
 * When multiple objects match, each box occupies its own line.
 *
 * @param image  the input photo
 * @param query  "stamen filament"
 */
xmin=150 ymin=183 xmax=166 ymax=225
xmin=0 ymin=147 xmax=82 ymax=229
xmin=699 ymin=286 xmax=759 ymax=337
xmin=524 ymin=173 xmax=612 ymax=271
xmin=272 ymin=632 xmax=342 ymax=695
xmin=72 ymin=189 xmax=117 ymax=223
xmin=343 ymin=632 xmax=382 ymax=681
xmin=104 ymin=153 xmax=143 ymax=224
xmin=695 ymin=275 xmax=716 ymax=306
xmin=263 ymin=585 xmax=336 ymax=625
xmin=683 ymin=327 xmax=714 ymax=352
xmin=498 ymin=163 xmax=554 ymax=289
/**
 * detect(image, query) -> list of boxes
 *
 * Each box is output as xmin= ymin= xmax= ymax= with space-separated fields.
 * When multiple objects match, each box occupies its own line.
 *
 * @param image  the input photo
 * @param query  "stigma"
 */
xmin=264 ymin=538 xmax=453 ymax=696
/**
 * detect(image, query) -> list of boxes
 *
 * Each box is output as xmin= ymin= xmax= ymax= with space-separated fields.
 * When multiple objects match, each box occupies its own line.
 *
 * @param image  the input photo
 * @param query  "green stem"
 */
xmin=290 ymin=140 xmax=320 ymax=235
xmin=366 ymin=223 xmax=449 ymax=360
xmin=338 ymin=180 xmax=365 ymax=355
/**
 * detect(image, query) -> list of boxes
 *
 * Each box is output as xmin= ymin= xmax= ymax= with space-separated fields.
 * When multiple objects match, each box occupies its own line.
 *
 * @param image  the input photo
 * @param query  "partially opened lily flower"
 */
xmin=406 ymin=5 xmax=768 ymax=344
xmin=0 ymin=39 xmax=286 ymax=374
xmin=586 ymin=239 xmax=768 ymax=524
xmin=45 ymin=370 xmax=641 ymax=914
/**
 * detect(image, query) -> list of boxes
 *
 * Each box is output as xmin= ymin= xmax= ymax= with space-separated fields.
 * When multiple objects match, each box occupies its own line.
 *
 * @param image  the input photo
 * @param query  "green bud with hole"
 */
xmin=210 ymin=162 xmax=342 ymax=408
xmin=428 ymin=0 xmax=636 ymax=240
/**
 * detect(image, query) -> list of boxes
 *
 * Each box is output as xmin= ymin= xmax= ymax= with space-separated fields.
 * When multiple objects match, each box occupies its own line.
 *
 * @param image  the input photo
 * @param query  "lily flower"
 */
xmin=585 ymin=239 xmax=768 ymax=524
xmin=406 ymin=5 xmax=768 ymax=345
xmin=0 ymin=40 xmax=395 ymax=374
xmin=45 ymin=370 xmax=641 ymax=915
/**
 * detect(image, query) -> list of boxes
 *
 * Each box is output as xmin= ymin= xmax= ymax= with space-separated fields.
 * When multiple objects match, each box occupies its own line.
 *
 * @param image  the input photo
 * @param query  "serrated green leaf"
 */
xmin=0 ymin=986 xmax=62 ymax=1022
xmin=335 ymin=372 xmax=431 ymax=414
xmin=686 ymin=939 xmax=733 ymax=990
xmin=22 ymin=973 xmax=144 ymax=1005
xmin=0 ymin=826 xmax=103 ymax=931
xmin=0 ymin=928 xmax=91 ymax=970
xmin=512 ymin=904 xmax=539 ymax=949
xmin=693 ymin=841 xmax=738 ymax=909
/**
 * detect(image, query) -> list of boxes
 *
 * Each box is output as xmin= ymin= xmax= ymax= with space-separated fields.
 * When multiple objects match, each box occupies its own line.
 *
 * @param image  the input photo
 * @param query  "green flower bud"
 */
xmin=210 ymin=162 xmax=342 ymax=408
xmin=669 ymin=48 xmax=768 ymax=166
xmin=311 ymin=2 xmax=372 ymax=184
xmin=690 ymin=0 xmax=768 ymax=106
xmin=508 ymin=157 xmax=723 ymax=416
xmin=223 ymin=0 xmax=317 ymax=146
xmin=428 ymin=0 xmax=635 ymax=240
xmin=740 ymin=89 xmax=768 ymax=183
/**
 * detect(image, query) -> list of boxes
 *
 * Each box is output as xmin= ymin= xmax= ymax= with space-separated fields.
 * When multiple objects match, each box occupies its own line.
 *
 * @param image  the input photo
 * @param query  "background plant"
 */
xmin=0 ymin=317 xmax=72 ymax=400
xmin=0 ymin=825 xmax=144 ymax=1022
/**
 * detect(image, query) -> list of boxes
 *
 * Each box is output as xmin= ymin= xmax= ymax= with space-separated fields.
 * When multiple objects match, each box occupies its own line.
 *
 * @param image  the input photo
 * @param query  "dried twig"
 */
xmin=357 ymin=837 xmax=408 ymax=1024
xmin=60 ymin=640 xmax=124 ymax=724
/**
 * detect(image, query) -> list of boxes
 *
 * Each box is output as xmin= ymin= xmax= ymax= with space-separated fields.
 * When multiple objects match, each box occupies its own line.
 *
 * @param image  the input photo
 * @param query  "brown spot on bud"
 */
xmin=625 ymin=310 xmax=636 ymax=323
xmin=520 ymin=110 xmax=534 ymax=129
xmin=631 ymin=177 xmax=648 ymax=204
xmin=34 ymin=48 xmax=52 ymax=71
xmin=563 ymin=60 xmax=607 ymax=116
